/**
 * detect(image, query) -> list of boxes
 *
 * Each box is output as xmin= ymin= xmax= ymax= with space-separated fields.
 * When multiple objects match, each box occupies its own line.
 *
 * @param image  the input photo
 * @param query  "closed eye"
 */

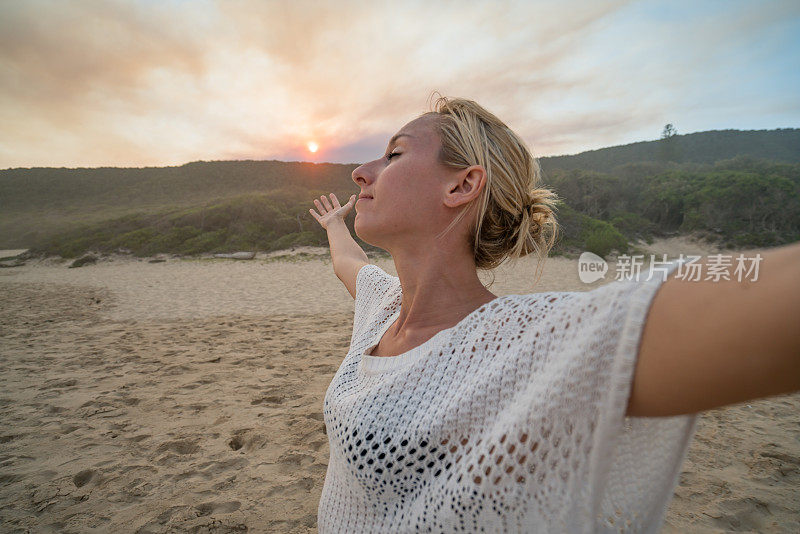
xmin=386 ymin=151 xmax=400 ymax=162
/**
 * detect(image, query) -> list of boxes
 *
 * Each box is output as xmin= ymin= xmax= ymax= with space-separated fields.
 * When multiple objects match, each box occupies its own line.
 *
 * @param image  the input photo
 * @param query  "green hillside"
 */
xmin=1 ymin=128 xmax=798 ymax=260
xmin=0 ymin=160 xmax=356 ymax=249
xmin=546 ymin=156 xmax=800 ymax=250
xmin=540 ymin=128 xmax=800 ymax=174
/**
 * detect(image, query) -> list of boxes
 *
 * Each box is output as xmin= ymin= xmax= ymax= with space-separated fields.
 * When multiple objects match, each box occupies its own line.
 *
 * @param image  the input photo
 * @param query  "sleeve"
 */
xmin=352 ymin=263 xmax=400 ymax=340
xmin=582 ymin=259 xmax=700 ymax=533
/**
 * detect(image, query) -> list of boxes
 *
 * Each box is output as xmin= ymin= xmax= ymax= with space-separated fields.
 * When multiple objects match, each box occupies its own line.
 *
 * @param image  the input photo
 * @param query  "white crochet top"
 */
xmin=318 ymin=262 xmax=698 ymax=533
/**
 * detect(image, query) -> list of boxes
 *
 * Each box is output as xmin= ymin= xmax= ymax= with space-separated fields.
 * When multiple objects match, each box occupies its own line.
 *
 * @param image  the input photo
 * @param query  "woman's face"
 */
xmin=351 ymin=115 xmax=459 ymax=250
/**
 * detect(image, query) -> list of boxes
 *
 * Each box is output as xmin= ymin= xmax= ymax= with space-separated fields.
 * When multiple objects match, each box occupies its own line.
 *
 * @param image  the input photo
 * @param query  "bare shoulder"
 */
xmin=335 ymin=256 xmax=370 ymax=300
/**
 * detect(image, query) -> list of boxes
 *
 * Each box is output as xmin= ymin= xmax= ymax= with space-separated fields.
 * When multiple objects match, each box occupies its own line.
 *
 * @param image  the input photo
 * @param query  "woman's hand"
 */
xmin=309 ymin=193 xmax=357 ymax=230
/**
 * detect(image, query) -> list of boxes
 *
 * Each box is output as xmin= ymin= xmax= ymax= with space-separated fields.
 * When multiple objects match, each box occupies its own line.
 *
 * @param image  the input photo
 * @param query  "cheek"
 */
xmin=395 ymin=193 xmax=438 ymax=225
xmin=378 ymin=166 xmax=438 ymax=216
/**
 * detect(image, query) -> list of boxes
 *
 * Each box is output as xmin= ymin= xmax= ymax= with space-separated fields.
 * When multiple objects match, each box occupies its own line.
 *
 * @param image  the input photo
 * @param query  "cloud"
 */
xmin=0 ymin=1 xmax=208 ymax=112
xmin=0 ymin=0 xmax=797 ymax=168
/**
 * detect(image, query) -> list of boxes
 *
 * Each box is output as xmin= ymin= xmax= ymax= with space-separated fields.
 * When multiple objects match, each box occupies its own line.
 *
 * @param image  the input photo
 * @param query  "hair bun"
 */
xmin=524 ymin=194 xmax=549 ymax=224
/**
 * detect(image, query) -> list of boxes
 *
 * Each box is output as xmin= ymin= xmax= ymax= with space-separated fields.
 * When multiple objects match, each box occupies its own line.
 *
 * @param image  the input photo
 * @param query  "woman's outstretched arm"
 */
xmin=626 ymin=240 xmax=800 ymax=417
xmin=309 ymin=193 xmax=369 ymax=299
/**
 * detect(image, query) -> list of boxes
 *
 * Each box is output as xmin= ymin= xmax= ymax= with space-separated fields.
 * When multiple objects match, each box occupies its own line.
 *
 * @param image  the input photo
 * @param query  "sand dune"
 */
xmin=1 ymin=236 xmax=798 ymax=533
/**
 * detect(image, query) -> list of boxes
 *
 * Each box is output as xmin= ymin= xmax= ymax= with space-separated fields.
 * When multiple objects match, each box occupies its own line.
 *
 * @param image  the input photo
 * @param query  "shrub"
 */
xmin=582 ymin=221 xmax=629 ymax=259
xmin=609 ymin=211 xmax=657 ymax=242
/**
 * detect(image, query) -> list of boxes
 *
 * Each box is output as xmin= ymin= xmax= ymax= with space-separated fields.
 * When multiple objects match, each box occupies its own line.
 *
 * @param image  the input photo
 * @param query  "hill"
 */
xmin=1 ymin=128 xmax=798 ymax=258
xmin=0 ymin=160 xmax=356 ymax=249
xmin=539 ymin=128 xmax=800 ymax=174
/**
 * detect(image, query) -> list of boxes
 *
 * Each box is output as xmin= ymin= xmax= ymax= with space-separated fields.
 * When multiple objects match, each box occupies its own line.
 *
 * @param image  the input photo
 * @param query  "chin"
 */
xmin=354 ymin=217 xmax=381 ymax=249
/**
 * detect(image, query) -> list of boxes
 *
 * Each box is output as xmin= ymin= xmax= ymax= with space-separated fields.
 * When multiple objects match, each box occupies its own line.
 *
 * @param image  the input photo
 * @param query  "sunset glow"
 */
xmin=0 ymin=1 xmax=797 ymax=168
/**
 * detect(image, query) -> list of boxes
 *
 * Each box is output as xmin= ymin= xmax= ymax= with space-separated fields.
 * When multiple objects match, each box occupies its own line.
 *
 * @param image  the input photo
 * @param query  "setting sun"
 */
xmin=307 ymin=141 xmax=318 ymax=153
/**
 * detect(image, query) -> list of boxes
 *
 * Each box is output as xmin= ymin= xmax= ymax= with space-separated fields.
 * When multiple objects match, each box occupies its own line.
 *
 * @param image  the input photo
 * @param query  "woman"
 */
xmin=308 ymin=95 xmax=800 ymax=533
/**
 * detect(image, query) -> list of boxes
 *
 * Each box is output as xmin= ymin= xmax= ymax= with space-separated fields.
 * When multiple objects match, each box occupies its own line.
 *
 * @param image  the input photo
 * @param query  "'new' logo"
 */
xmin=578 ymin=252 xmax=607 ymax=284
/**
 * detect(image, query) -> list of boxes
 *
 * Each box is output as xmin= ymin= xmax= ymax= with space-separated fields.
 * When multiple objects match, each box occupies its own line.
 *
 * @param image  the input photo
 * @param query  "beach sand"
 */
xmin=1 ymin=236 xmax=798 ymax=533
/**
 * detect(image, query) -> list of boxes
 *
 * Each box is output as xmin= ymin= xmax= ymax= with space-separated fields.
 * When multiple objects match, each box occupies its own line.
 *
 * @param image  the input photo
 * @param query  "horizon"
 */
xmin=2 ymin=125 xmax=797 ymax=172
xmin=1 ymin=0 xmax=798 ymax=168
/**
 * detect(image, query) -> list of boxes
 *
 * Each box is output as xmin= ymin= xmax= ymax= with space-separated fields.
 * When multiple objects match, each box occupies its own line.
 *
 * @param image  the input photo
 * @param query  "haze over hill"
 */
xmin=1 ymin=128 xmax=798 ymax=258
xmin=538 ymin=128 xmax=800 ymax=174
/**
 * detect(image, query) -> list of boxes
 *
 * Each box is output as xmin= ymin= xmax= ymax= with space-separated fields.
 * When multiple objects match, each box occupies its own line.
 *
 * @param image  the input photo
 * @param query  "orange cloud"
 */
xmin=1 ymin=0 xmax=795 ymax=168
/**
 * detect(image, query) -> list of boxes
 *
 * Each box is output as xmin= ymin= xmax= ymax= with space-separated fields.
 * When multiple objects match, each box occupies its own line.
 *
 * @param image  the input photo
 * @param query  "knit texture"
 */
xmin=318 ymin=262 xmax=698 ymax=533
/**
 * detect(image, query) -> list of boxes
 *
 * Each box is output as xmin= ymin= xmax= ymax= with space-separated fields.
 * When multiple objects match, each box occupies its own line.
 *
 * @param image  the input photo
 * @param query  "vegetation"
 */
xmin=548 ymin=202 xmax=631 ymax=258
xmin=0 ymin=160 xmax=355 ymax=249
xmin=539 ymin=128 xmax=800 ymax=173
xmin=26 ymin=192 xmax=384 ymax=259
xmin=2 ymin=128 xmax=798 ymax=260
xmin=546 ymin=156 xmax=800 ymax=250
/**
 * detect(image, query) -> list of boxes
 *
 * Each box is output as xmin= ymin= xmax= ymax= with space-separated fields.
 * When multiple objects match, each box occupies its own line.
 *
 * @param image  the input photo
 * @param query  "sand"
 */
xmin=0 ymin=236 xmax=798 ymax=533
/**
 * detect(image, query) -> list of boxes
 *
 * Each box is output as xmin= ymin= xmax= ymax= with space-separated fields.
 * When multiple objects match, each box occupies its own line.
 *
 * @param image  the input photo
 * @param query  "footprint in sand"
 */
xmin=277 ymin=452 xmax=315 ymax=467
xmin=228 ymin=429 xmax=268 ymax=452
xmin=711 ymin=496 xmax=772 ymax=531
xmin=44 ymin=378 xmax=78 ymax=389
xmin=250 ymin=391 xmax=301 ymax=406
xmin=0 ymin=434 xmax=22 ymax=444
xmin=195 ymin=500 xmax=242 ymax=516
xmin=250 ymin=395 xmax=284 ymax=406
xmin=73 ymin=468 xmax=96 ymax=488
xmin=309 ymin=440 xmax=327 ymax=452
xmin=228 ymin=435 xmax=245 ymax=451
xmin=264 ymin=476 xmax=315 ymax=497
xmin=310 ymin=363 xmax=340 ymax=373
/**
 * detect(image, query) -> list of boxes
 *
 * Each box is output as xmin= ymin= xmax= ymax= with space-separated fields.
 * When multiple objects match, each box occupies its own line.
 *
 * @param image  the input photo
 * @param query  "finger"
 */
xmin=331 ymin=193 xmax=341 ymax=209
xmin=348 ymin=194 xmax=357 ymax=205
xmin=321 ymin=195 xmax=333 ymax=211
xmin=309 ymin=208 xmax=320 ymax=221
xmin=314 ymin=198 xmax=325 ymax=213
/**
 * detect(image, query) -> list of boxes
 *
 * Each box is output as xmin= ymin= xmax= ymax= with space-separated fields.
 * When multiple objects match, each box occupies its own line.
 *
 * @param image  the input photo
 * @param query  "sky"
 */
xmin=0 ymin=0 xmax=798 ymax=169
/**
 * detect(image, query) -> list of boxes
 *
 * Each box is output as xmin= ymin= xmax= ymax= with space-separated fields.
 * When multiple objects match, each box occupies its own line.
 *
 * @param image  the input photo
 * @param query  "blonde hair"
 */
xmin=421 ymin=93 xmax=561 ymax=285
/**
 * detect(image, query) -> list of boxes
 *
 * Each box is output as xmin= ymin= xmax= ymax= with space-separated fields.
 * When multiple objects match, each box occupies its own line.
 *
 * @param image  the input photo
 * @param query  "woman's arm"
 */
xmin=626 ymin=240 xmax=800 ymax=417
xmin=309 ymin=193 xmax=369 ymax=299
xmin=327 ymin=218 xmax=369 ymax=299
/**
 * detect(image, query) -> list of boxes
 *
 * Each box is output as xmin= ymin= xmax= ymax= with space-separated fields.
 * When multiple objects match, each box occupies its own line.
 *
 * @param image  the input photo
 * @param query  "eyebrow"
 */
xmin=387 ymin=133 xmax=414 ymax=150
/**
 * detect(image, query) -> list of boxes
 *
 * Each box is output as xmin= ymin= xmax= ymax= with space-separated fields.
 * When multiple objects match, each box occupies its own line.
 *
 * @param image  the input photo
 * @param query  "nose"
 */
xmin=352 ymin=161 xmax=375 ymax=188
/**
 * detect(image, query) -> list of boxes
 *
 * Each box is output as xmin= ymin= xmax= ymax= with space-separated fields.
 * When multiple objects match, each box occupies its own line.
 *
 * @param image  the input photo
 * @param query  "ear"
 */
xmin=443 ymin=165 xmax=486 ymax=208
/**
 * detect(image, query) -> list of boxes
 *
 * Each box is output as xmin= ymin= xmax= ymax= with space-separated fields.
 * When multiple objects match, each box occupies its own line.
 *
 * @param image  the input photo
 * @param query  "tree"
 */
xmin=659 ymin=123 xmax=679 ymax=161
xmin=661 ymin=123 xmax=677 ymax=139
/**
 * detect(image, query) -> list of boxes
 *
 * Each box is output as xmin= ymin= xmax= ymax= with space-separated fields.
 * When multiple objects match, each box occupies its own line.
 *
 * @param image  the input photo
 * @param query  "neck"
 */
xmin=389 ymin=246 xmax=498 ymax=336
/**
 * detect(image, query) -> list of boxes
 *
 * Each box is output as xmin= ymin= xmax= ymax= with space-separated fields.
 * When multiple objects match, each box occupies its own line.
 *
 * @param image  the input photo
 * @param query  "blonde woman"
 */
xmin=308 ymin=95 xmax=800 ymax=533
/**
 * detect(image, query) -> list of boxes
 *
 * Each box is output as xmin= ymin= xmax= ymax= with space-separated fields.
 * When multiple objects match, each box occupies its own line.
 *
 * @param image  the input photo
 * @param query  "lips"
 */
xmin=358 ymin=194 xmax=373 ymax=200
